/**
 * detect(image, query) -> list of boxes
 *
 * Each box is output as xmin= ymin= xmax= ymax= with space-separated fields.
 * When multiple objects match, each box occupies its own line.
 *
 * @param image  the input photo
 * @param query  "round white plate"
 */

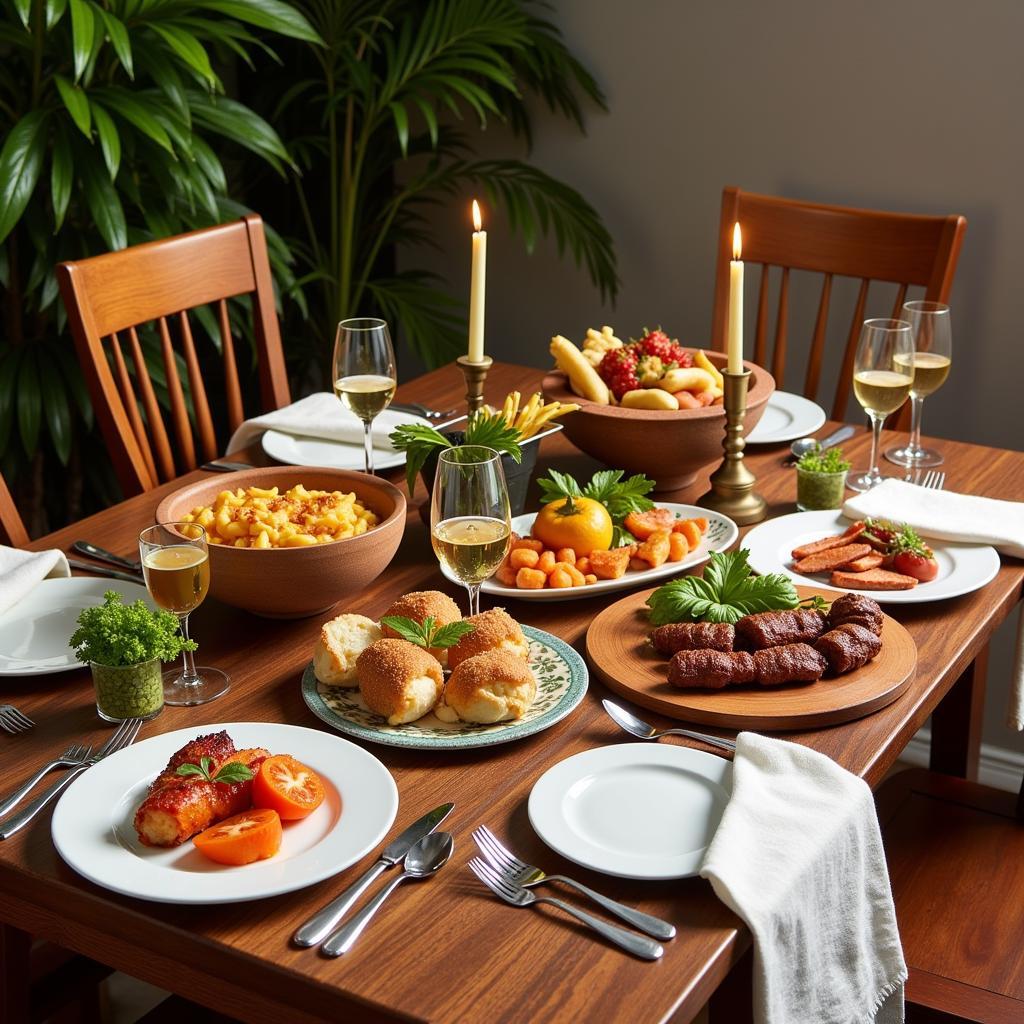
xmin=51 ymin=722 xmax=398 ymax=904
xmin=744 ymin=509 xmax=1001 ymax=604
xmin=528 ymin=743 xmax=732 ymax=880
xmin=745 ymin=391 xmax=827 ymax=445
xmin=444 ymin=504 xmax=738 ymax=602
xmin=0 ymin=577 xmax=153 ymax=677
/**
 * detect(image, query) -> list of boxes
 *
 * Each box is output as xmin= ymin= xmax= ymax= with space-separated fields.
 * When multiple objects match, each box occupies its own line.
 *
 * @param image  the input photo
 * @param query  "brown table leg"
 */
xmin=929 ymin=644 xmax=988 ymax=781
xmin=708 ymin=947 xmax=754 ymax=1024
xmin=1 ymin=924 xmax=31 ymax=1024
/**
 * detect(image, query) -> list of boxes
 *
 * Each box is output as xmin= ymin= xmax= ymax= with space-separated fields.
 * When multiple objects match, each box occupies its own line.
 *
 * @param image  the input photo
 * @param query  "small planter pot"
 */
xmin=795 ymin=467 xmax=849 ymax=511
xmin=90 ymin=659 xmax=165 ymax=723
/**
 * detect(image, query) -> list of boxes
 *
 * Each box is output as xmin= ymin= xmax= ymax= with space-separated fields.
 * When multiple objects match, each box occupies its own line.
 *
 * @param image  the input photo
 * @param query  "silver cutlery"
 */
xmin=0 ymin=718 xmax=142 ymax=839
xmin=391 ymin=402 xmax=459 ymax=421
xmin=71 ymin=541 xmax=142 ymax=573
xmin=0 ymin=742 xmax=92 ymax=817
xmin=472 ymin=825 xmax=675 ymax=941
xmin=200 ymin=459 xmax=254 ymax=473
xmin=321 ymin=832 xmax=454 ymax=957
xmin=468 ymin=857 xmax=664 ymax=960
xmin=294 ymin=801 xmax=454 ymax=948
xmin=786 ymin=424 xmax=856 ymax=464
xmin=68 ymin=559 xmax=144 ymax=585
xmin=602 ymin=699 xmax=737 ymax=753
xmin=0 ymin=705 xmax=34 ymax=735
xmin=920 ymin=470 xmax=946 ymax=490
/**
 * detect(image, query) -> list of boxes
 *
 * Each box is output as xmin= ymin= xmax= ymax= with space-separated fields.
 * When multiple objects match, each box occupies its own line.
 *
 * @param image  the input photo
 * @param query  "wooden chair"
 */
xmin=0 ymin=471 xmax=28 ymax=547
xmin=710 ymin=188 xmax=966 ymax=421
xmin=57 ymin=215 xmax=291 ymax=496
xmin=876 ymin=767 xmax=1024 ymax=1023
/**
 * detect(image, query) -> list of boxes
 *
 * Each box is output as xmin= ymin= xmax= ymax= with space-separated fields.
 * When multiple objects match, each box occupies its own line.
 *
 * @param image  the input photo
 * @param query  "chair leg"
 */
xmin=1 ymin=924 xmax=31 ymax=1024
xmin=930 ymin=645 xmax=987 ymax=780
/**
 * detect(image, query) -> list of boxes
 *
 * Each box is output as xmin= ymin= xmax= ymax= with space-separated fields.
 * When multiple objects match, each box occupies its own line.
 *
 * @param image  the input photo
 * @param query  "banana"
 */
xmin=621 ymin=388 xmax=679 ymax=410
xmin=694 ymin=349 xmax=725 ymax=389
xmin=659 ymin=367 xmax=717 ymax=394
xmin=550 ymin=335 xmax=610 ymax=404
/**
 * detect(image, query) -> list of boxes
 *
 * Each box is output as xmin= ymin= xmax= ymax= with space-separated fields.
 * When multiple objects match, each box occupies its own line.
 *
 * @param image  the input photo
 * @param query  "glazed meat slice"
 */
xmin=735 ymin=609 xmax=828 ymax=651
xmin=814 ymin=624 xmax=882 ymax=675
xmin=651 ymin=622 xmax=735 ymax=656
xmin=146 ymin=730 xmax=237 ymax=795
xmin=828 ymin=593 xmax=884 ymax=636
xmin=752 ymin=643 xmax=827 ymax=686
xmin=792 ymin=543 xmax=873 ymax=575
xmin=667 ymin=649 xmax=756 ymax=689
xmin=791 ymin=521 xmax=866 ymax=560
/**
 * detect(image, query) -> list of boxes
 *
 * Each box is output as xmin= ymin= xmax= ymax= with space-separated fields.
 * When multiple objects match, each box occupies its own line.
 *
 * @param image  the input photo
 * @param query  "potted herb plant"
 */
xmin=795 ymin=445 xmax=852 ymax=511
xmin=70 ymin=591 xmax=196 ymax=722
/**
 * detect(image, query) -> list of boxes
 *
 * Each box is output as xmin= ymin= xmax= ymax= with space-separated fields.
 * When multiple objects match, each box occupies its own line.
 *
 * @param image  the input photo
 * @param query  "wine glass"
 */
xmin=333 ymin=317 xmax=397 ymax=475
xmin=884 ymin=300 xmax=952 ymax=468
xmin=847 ymin=319 xmax=915 ymax=493
xmin=430 ymin=446 xmax=512 ymax=616
xmin=138 ymin=523 xmax=229 ymax=706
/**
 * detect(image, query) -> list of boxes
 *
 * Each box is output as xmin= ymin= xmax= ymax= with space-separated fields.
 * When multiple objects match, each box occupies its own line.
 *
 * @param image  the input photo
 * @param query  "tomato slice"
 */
xmin=252 ymin=754 xmax=326 ymax=821
xmin=193 ymin=808 xmax=282 ymax=865
xmin=892 ymin=550 xmax=939 ymax=582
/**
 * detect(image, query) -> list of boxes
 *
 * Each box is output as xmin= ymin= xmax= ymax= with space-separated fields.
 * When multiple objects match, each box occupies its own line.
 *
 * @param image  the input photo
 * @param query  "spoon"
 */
xmin=602 ymin=699 xmax=737 ymax=753
xmin=321 ymin=831 xmax=454 ymax=956
xmin=787 ymin=424 xmax=856 ymax=463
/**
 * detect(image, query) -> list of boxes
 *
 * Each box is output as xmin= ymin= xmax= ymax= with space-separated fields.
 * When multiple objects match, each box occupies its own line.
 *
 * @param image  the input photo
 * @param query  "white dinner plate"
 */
xmin=745 ymin=391 xmax=827 ymax=445
xmin=51 ymin=722 xmax=398 ymax=904
xmin=444 ymin=504 xmax=739 ymax=602
xmin=744 ymin=509 xmax=1001 ymax=604
xmin=528 ymin=743 xmax=732 ymax=880
xmin=0 ymin=577 xmax=153 ymax=677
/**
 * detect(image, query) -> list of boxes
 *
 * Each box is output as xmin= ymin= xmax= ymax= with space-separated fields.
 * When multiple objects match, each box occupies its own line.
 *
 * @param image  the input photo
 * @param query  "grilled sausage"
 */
xmin=667 ymin=649 xmax=756 ymax=689
xmin=651 ymin=622 xmax=735 ymax=656
xmin=735 ymin=609 xmax=828 ymax=651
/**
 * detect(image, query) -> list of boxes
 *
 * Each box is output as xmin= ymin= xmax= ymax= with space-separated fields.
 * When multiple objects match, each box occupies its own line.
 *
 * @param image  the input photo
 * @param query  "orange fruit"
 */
xmin=252 ymin=754 xmax=326 ymax=821
xmin=532 ymin=496 xmax=613 ymax=556
xmin=193 ymin=808 xmax=282 ymax=865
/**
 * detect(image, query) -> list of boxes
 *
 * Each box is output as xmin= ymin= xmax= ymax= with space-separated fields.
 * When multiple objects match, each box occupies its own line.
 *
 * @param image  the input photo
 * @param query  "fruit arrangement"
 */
xmin=550 ymin=327 xmax=725 ymax=410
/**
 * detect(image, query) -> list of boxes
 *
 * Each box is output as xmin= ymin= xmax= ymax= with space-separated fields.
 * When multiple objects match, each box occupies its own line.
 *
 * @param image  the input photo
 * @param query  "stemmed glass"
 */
xmin=885 ymin=300 xmax=952 ymax=468
xmin=139 ymin=523 xmax=229 ymax=706
xmin=430 ymin=446 xmax=512 ymax=616
xmin=332 ymin=317 xmax=397 ymax=475
xmin=847 ymin=319 xmax=915 ymax=493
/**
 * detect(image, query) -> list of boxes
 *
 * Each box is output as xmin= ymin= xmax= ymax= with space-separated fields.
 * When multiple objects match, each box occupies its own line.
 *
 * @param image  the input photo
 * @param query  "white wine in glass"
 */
xmin=885 ymin=300 xmax=952 ymax=469
xmin=848 ymin=319 xmax=914 ymax=493
xmin=332 ymin=318 xmax=397 ymax=475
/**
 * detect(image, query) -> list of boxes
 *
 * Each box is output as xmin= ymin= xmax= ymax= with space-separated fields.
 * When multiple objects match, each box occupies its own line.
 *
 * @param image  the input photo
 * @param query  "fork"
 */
xmin=391 ymin=402 xmax=459 ymax=421
xmin=468 ymin=857 xmax=664 ymax=960
xmin=0 ymin=718 xmax=143 ymax=839
xmin=0 ymin=742 xmax=92 ymax=817
xmin=472 ymin=826 xmax=675 ymax=940
xmin=920 ymin=470 xmax=946 ymax=490
xmin=0 ymin=705 xmax=34 ymax=735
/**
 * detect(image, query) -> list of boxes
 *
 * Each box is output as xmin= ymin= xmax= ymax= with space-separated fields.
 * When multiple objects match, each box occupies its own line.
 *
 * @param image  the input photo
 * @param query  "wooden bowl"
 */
xmin=542 ymin=350 xmax=775 ymax=491
xmin=155 ymin=467 xmax=406 ymax=619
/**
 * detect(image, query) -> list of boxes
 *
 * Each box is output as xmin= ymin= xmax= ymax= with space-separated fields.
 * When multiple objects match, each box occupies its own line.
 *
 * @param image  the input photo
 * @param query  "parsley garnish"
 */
xmin=795 ymin=443 xmax=851 ymax=474
xmin=175 ymin=757 xmax=254 ymax=785
xmin=380 ymin=615 xmax=476 ymax=650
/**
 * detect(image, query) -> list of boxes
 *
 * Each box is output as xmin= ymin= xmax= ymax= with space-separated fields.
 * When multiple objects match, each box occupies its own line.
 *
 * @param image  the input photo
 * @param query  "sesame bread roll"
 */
xmin=446 ymin=608 xmax=530 ymax=670
xmin=435 ymin=650 xmax=537 ymax=724
xmin=356 ymin=639 xmax=444 ymax=725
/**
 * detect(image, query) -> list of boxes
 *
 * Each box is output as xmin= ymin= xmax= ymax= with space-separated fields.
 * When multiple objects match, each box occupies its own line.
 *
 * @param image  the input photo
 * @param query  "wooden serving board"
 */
xmin=585 ymin=586 xmax=917 ymax=730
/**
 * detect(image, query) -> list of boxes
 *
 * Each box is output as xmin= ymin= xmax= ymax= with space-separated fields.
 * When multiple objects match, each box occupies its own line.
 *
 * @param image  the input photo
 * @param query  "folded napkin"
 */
xmin=225 ymin=392 xmax=424 ymax=456
xmin=0 ymin=545 xmax=70 ymax=617
xmin=844 ymin=478 xmax=1024 ymax=729
xmin=701 ymin=733 xmax=906 ymax=1024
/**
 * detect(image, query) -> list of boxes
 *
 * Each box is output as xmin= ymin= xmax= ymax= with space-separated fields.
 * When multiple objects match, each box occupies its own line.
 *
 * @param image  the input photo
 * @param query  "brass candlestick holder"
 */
xmin=456 ymin=354 xmax=493 ymax=415
xmin=699 ymin=368 xmax=767 ymax=524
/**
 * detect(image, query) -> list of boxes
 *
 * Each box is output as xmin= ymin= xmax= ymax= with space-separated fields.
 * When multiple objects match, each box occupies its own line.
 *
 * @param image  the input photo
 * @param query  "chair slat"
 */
xmin=890 ymin=283 xmax=908 ymax=320
xmin=0 ymin=471 xmax=29 ymax=547
xmin=771 ymin=267 xmax=790 ymax=385
xmin=109 ymin=333 xmax=158 ymax=483
xmin=754 ymin=264 xmax=770 ymax=367
xmin=158 ymin=316 xmax=196 ymax=471
xmin=804 ymin=274 xmax=833 ymax=401
xmin=219 ymin=300 xmax=245 ymax=432
xmin=126 ymin=327 xmax=175 ymax=482
xmin=832 ymin=278 xmax=870 ymax=421
xmin=178 ymin=311 xmax=217 ymax=462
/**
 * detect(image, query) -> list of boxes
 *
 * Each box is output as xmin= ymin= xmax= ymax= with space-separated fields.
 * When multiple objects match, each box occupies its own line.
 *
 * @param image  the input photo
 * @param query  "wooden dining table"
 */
xmin=1 ymin=360 xmax=1022 ymax=1024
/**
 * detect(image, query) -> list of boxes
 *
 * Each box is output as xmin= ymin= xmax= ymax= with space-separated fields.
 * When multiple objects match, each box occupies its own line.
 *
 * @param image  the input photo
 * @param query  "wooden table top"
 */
xmin=2 ymin=361 xmax=1022 ymax=1024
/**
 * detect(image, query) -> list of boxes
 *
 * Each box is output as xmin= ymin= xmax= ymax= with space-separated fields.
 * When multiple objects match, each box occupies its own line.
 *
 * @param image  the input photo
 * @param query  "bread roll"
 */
xmin=313 ymin=613 xmax=382 ymax=687
xmin=356 ymin=639 xmax=444 ymax=725
xmin=380 ymin=590 xmax=462 ymax=663
xmin=446 ymin=608 xmax=530 ymax=670
xmin=435 ymin=650 xmax=537 ymax=724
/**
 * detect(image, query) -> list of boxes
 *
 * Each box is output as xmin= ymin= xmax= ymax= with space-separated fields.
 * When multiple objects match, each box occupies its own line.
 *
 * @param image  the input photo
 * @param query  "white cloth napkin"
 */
xmin=701 ymin=733 xmax=907 ymax=1024
xmin=843 ymin=478 xmax=1024 ymax=729
xmin=0 ymin=545 xmax=71 ymax=616
xmin=225 ymin=392 xmax=425 ymax=455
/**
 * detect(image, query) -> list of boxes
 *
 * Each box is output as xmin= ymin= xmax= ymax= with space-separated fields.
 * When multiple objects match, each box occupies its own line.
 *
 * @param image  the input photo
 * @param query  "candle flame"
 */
xmin=472 ymin=200 xmax=482 ymax=232
xmin=732 ymin=222 xmax=742 ymax=260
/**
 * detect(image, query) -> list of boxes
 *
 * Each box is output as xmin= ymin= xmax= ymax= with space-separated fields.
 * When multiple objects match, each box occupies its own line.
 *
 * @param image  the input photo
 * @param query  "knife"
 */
xmin=68 ymin=558 xmax=144 ymax=585
xmin=200 ymin=459 xmax=254 ymax=473
xmin=72 ymin=541 xmax=142 ymax=573
xmin=293 ymin=802 xmax=454 ymax=948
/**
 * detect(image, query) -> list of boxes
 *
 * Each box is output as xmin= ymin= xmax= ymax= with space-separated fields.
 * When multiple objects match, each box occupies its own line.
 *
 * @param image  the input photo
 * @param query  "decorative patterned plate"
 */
xmin=301 ymin=625 xmax=588 ymax=749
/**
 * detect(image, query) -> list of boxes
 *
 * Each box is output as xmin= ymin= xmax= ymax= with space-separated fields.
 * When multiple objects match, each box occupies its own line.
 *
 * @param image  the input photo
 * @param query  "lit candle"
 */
xmin=727 ymin=222 xmax=744 ymax=374
xmin=468 ymin=200 xmax=486 ymax=363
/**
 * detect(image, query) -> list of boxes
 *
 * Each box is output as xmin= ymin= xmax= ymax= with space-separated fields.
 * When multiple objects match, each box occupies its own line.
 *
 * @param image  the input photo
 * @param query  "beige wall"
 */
xmin=402 ymin=0 xmax=1023 ymax=753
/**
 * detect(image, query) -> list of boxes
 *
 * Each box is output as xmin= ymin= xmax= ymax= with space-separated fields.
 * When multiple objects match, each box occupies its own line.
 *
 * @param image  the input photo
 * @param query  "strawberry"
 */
xmin=636 ymin=328 xmax=693 ymax=368
xmin=597 ymin=346 xmax=640 ymax=399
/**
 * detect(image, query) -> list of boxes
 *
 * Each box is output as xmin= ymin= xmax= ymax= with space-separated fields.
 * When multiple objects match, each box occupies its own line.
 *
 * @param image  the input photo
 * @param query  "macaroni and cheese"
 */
xmin=183 ymin=485 xmax=378 ymax=549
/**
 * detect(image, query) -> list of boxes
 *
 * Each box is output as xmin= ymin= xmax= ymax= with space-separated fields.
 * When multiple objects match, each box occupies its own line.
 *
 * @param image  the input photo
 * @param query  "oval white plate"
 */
xmin=745 ymin=391 xmax=826 ymax=445
xmin=0 ymin=577 xmax=152 ymax=677
xmin=528 ymin=743 xmax=732 ymax=880
xmin=443 ymin=504 xmax=738 ymax=602
xmin=51 ymin=722 xmax=398 ymax=904
xmin=744 ymin=509 xmax=1001 ymax=604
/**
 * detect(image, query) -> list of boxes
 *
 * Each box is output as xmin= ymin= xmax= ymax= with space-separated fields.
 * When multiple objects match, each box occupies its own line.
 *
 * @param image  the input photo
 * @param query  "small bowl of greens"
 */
xmin=794 ymin=444 xmax=851 ymax=512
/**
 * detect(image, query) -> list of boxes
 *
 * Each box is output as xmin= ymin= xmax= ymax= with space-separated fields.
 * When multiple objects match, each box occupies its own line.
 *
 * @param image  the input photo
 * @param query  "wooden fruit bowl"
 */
xmin=155 ymin=467 xmax=406 ymax=619
xmin=542 ymin=350 xmax=775 ymax=491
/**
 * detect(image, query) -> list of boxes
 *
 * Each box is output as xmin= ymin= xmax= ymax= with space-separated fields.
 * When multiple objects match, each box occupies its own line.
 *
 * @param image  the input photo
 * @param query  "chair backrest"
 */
xmin=710 ymin=188 xmax=966 ymax=421
xmin=57 ymin=214 xmax=291 ymax=496
xmin=0 ymin=470 xmax=29 ymax=547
